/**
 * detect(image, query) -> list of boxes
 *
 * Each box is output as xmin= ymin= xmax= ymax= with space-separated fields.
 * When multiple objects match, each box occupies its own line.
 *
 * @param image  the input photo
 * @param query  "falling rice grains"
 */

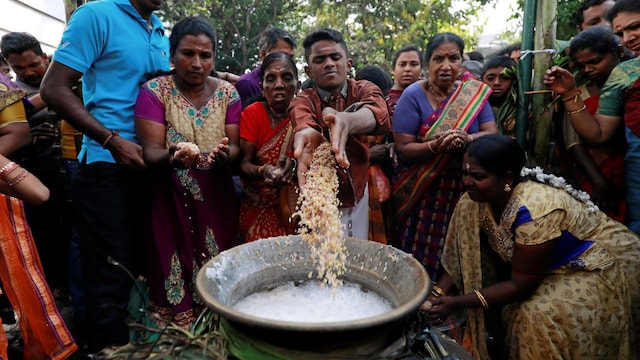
xmin=294 ymin=143 xmax=346 ymax=288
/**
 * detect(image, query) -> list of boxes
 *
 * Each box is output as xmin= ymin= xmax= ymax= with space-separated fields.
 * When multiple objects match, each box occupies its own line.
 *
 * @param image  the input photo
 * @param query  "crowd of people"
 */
xmin=0 ymin=0 xmax=638 ymax=358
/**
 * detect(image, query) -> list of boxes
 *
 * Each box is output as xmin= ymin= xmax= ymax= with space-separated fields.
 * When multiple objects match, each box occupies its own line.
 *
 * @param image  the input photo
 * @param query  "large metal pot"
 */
xmin=195 ymin=236 xmax=430 ymax=358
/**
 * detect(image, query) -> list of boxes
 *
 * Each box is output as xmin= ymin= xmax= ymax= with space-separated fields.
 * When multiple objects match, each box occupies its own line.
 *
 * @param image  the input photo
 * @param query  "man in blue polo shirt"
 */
xmin=41 ymin=0 xmax=169 ymax=353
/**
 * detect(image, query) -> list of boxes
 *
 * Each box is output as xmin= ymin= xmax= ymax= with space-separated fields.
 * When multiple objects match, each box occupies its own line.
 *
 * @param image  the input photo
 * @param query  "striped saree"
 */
xmin=393 ymin=79 xmax=491 ymax=220
xmin=0 ymin=195 xmax=77 ymax=359
xmin=0 ymin=72 xmax=76 ymax=359
xmin=392 ymin=79 xmax=491 ymax=279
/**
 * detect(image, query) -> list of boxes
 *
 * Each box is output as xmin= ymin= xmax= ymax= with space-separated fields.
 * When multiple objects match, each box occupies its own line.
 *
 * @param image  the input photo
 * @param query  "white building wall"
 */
xmin=0 ymin=0 xmax=66 ymax=55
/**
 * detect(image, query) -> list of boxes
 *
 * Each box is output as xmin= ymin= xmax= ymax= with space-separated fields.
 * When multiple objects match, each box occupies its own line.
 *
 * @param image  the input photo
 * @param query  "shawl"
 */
xmin=392 ymin=79 xmax=491 ymax=220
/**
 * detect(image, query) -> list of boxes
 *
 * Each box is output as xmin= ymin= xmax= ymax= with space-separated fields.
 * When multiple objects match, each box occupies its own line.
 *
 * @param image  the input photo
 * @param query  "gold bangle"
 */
xmin=432 ymin=285 xmax=446 ymax=297
xmin=473 ymin=289 xmax=489 ymax=309
xmin=567 ymin=104 xmax=587 ymax=115
xmin=427 ymin=141 xmax=437 ymax=154
xmin=562 ymin=89 xmax=582 ymax=103
xmin=224 ymin=72 xmax=229 ymax=81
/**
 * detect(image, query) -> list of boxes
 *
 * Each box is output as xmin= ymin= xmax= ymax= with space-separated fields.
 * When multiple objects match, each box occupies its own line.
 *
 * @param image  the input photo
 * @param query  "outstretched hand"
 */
xmin=293 ymin=128 xmax=325 ymax=187
xmin=323 ymin=111 xmax=351 ymax=168
xmin=421 ymin=295 xmax=459 ymax=325
xmin=208 ymin=137 xmax=230 ymax=166
xmin=543 ymin=66 xmax=577 ymax=95
xmin=170 ymin=142 xmax=200 ymax=169
xmin=263 ymin=156 xmax=297 ymax=186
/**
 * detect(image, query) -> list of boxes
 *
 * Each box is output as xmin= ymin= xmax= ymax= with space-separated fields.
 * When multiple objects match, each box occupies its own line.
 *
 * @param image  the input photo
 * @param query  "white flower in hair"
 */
xmin=520 ymin=167 xmax=599 ymax=212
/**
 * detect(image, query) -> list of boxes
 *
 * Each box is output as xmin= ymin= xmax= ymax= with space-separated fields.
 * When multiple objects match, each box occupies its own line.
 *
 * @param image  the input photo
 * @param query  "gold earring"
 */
xmin=504 ymin=184 xmax=511 ymax=192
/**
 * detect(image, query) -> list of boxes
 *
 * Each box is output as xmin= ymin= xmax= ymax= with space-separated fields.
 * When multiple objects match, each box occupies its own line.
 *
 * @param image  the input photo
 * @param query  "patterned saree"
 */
xmin=0 ymin=72 xmax=76 ymax=359
xmin=392 ymin=79 xmax=491 ymax=278
xmin=0 ymin=195 xmax=77 ymax=359
xmin=393 ymin=79 xmax=491 ymax=219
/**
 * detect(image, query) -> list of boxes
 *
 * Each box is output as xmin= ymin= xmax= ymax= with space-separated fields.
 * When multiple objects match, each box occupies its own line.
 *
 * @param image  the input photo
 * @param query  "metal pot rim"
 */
xmin=195 ymin=236 xmax=430 ymax=332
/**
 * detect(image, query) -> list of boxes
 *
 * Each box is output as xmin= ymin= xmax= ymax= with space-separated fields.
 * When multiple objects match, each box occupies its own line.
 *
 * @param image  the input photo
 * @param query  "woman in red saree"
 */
xmin=392 ymin=33 xmax=497 ymax=281
xmin=239 ymin=52 xmax=299 ymax=242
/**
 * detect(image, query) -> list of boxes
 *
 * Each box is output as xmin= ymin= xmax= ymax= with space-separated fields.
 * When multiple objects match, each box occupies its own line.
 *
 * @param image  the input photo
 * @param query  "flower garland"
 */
xmin=520 ymin=166 xmax=599 ymax=213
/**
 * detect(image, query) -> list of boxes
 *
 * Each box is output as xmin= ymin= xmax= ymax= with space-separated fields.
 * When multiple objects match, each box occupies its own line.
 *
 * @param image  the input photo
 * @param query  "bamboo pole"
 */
xmin=530 ymin=0 xmax=557 ymax=166
xmin=516 ymin=0 xmax=536 ymax=149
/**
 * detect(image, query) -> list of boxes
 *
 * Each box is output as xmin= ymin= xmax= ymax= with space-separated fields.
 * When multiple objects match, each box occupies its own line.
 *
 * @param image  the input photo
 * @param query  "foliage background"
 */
xmin=516 ymin=0 xmax=579 ymax=42
xmin=555 ymin=0 xmax=580 ymax=40
xmin=156 ymin=0 xmax=496 ymax=75
xmin=76 ymin=0 xmax=582 ymax=78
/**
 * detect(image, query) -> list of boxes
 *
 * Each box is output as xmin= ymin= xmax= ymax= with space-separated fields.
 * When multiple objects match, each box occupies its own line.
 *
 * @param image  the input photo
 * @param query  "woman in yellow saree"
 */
xmin=425 ymin=134 xmax=640 ymax=359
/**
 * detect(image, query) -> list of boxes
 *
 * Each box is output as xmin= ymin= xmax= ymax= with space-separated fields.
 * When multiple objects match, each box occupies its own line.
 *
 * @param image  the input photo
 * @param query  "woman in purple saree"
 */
xmin=134 ymin=17 xmax=241 ymax=328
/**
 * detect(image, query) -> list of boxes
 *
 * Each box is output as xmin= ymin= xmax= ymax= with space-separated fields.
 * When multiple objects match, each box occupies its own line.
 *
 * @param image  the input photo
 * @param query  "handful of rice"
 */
xmin=294 ymin=143 xmax=346 ymax=288
xmin=175 ymin=142 xmax=200 ymax=158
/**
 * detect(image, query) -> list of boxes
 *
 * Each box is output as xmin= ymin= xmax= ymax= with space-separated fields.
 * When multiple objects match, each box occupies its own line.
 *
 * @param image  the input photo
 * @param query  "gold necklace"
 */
xmin=426 ymin=81 xmax=448 ymax=103
xmin=479 ymin=198 xmax=518 ymax=262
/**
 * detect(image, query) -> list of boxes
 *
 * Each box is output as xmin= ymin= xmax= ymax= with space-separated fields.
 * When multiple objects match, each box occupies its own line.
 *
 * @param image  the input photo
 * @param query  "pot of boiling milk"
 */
xmin=195 ymin=235 xmax=430 ymax=359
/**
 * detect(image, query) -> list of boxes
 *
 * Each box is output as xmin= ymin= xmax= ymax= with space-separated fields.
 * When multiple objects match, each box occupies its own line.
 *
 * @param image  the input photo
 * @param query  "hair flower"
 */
xmin=520 ymin=167 xmax=599 ymax=213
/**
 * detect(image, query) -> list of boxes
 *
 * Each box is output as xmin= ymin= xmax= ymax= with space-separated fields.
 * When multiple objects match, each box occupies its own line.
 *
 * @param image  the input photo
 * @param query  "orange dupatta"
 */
xmin=0 ymin=195 xmax=77 ymax=359
xmin=392 ymin=79 xmax=492 ymax=221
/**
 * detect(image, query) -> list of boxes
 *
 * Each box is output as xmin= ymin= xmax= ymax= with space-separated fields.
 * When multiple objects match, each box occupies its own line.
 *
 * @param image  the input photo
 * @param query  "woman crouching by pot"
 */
xmin=424 ymin=134 xmax=640 ymax=359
